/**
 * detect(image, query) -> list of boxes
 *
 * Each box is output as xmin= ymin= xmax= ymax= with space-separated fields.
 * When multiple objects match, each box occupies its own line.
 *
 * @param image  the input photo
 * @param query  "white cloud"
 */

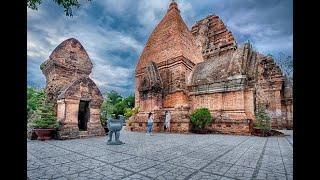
xmin=136 ymin=0 xmax=195 ymax=32
xmin=253 ymin=34 xmax=293 ymax=55
xmin=27 ymin=1 xmax=143 ymax=96
xmin=96 ymin=0 xmax=134 ymax=15
xmin=27 ymin=0 xmax=293 ymax=96
xmin=137 ymin=0 xmax=168 ymax=32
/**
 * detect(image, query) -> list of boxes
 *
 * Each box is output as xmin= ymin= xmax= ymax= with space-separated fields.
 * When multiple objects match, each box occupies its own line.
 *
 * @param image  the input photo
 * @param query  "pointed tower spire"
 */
xmin=136 ymin=0 xmax=203 ymax=72
xmin=168 ymin=0 xmax=179 ymax=12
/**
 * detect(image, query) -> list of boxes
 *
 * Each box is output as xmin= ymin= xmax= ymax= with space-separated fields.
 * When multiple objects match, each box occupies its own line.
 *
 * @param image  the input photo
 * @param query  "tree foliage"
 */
xmin=106 ymin=90 xmax=123 ymax=105
xmin=124 ymin=107 xmax=140 ymax=120
xmin=100 ymin=91 xmax=135 ymax=125
xmin=254 ymin=105 xmax=272 ymax=135
xmin=30 ymin=102 xmax=59 ymax=129
xmin=27 ymin=0 xmax=92 ymax=16
xmin=27 ymin=87 xmax=45 ymax=122
xmin=27 ymin=87 xmax=58 ymax=129
xmin=190 ymin=108 xmax=213 ymax=129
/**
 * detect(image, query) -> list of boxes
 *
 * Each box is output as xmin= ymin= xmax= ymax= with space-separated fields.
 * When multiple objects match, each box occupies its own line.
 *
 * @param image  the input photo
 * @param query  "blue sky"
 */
xmin=27 ymin=0 xmax=293 ymax=97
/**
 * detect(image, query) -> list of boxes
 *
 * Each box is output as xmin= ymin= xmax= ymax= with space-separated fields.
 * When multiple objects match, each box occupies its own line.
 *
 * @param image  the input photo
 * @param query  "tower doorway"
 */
xmin=78 ymin=100 xmax=90 ymax=131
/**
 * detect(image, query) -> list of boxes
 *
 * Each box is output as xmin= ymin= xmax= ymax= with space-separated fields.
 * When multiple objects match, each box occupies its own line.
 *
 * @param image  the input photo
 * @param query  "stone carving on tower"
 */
xmin=139 ymin=61 xmax=163 ymax=98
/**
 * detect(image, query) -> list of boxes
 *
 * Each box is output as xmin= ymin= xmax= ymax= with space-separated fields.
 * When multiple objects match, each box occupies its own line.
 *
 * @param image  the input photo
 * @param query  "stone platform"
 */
xmin=27 ymin=130 xmax=293 ymax=179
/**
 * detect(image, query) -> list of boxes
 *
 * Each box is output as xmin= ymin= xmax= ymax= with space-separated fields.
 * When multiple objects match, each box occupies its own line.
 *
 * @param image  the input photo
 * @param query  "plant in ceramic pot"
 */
xmin=27 ymin=87 xmax=45 ymax=140
xmin=30 ymin=102 xmax=59 ymax=141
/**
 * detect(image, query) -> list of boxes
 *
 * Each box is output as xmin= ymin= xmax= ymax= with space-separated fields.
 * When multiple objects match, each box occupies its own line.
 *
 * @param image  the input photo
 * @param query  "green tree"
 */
xmin=123 ymin=95 xmax=135 ymax=109
xmin=31 ymin=102 xmax=59 ymax=129
xmin=106 ymin=90 xmax=123 ymax=105
xmin=27 ymin=87 xmax=45 ymax=122
xmin=100 ymin=90 xmax=122 ymax=123
xmin=254 ymin=105 xmax=272 ymax=136
xmin=100 ymin=91 xmax=136 ymax=124
xmin=190 ymin=108 xmax=213 ymax=129
xmin=27 ymin=0 xmax=92 ymax=17
xmin=112 ymin=94 xmax=135 ymax=118
xmin=113 ymin=100 xmax=127 ymax=118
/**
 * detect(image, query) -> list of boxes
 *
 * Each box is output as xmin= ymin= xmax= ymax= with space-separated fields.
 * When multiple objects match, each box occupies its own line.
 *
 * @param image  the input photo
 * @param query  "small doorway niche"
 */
xmin=78 ymin=100 xmax=90 ymax=131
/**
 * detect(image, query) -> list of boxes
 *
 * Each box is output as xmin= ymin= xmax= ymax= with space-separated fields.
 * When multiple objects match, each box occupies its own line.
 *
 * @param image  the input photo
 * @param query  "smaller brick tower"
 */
xmin=41 ymin=38 xmax=104 ymax=139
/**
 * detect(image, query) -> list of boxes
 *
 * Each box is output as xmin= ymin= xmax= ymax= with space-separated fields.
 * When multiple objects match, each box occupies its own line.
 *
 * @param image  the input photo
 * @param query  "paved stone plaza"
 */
xmin=27 ymin=130 xmax=293 ymax=180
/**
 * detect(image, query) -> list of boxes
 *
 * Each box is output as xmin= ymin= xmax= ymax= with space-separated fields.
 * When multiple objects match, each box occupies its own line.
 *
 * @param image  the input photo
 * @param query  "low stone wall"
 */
xmin=127 ymin=108 xmax=191 ymax=133
xmin=127 ymin=109 xmax=252 ymax=135
xmin=57 ymin=122 xmax=105 ymax=140
xmin=209 ymin=119 xmax=252 ymax=135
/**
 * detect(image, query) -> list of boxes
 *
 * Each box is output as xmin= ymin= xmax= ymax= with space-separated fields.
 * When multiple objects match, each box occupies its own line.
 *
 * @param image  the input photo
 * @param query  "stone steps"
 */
xmin=79 ymin=131 xmax=94 ymax=139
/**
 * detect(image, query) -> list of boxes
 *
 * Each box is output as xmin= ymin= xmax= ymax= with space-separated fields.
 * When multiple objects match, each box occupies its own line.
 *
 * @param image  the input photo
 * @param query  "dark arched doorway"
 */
xmin=78 ymin=100 xmax=90 ymax=131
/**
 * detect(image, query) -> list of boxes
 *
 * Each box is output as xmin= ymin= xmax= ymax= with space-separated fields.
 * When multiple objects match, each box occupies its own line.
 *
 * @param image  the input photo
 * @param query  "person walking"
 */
xmin=146 ymin=112 xmax=154 ymax=135
xmin=164 ymin=110 xmax=171 ymax=133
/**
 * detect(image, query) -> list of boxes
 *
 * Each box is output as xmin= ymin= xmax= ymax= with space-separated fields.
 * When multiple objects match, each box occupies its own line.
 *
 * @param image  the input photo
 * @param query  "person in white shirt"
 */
xmin=164 ymin=110 xmax=171 ymax=132
xmin=146 ymin=112 xmax=154 ymax=135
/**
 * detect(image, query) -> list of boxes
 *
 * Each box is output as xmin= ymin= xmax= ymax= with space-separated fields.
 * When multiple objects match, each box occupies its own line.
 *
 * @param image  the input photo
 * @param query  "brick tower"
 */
xmin=131 ymin=1 xmax=203 ymax=132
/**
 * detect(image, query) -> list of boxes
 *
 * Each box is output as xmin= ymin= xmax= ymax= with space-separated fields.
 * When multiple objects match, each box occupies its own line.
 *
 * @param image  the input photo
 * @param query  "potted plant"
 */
xmin=30 ymin=102 xmax=59 ymax=141
xmin=190 ymin=108 xmax=213 ymax=134
xmin=27 ymin=87 xmax=45 ymax=140
xmin=252 ymin=105 xmax=272 ymax=137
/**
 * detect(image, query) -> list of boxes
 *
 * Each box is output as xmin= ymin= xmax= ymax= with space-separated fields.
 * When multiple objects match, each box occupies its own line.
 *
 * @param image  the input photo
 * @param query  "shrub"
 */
xmin=254 ymin=105 xmax=272 ymax=135
xmin=124 ymin=108 xmax=133 ymax=120
xmin=190 ymin=108 xmax=212 ymax=129
xmin=30 ymin=102 xmax=59 ymax=129
xmin=124 ymin=107 xmax=140 ymax=120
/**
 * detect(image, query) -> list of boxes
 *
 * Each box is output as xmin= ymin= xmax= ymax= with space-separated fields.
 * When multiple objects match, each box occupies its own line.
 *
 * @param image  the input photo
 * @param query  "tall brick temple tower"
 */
xmin=128 ymin=2 xmax=293 ymax=134
xmin=132 ymin=1 xmax=204 ymax=132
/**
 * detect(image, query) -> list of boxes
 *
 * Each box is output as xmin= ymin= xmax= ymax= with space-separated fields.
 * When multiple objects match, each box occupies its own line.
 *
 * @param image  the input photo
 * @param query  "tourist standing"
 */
xmin=164 ymin=110 xmax=171 ymax=132
xmin=146 ymin=112 xmax=154 ymax=135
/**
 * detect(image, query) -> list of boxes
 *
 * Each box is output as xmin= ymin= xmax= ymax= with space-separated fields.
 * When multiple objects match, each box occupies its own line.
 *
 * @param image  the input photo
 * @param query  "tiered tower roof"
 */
xmin=136 ymin=1 xmax=203 ymax=72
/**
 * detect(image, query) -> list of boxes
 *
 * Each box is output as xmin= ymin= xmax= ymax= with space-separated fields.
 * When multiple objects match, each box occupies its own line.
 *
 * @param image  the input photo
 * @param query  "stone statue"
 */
xmin=107 ymin=115 xmax=125 ymax=145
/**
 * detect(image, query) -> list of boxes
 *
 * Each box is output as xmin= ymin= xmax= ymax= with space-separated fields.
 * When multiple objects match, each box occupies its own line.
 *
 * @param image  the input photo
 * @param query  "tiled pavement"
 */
xmin=27 ymin=130 xmax=293 ymax=180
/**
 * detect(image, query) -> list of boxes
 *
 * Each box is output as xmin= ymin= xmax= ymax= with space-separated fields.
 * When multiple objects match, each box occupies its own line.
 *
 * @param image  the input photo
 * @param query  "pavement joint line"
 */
xmin=28 ymin=131 xmax=293 ymax=180
xmin=43 ymin=140 xmax=141 ymax=177
xmin=126 ymin=136 xmax=238 ymax=179
xmin=47 ymin=140 xmax=142 ymax=159
xmin=251 ymin=137 xmax=268 ymax=180
xmin=127 ymin=142 xmax=220 ymax=178
xmin=73 ymin=136 xmax=194 ymax=158
xmin=198 ymin=170 xmax=239 ymax=180
xmin=284 ymin=135 xmax=293 ymax=148
xmin=277 ymin=137 xmax=289 ymax=180
xmin=184 ymin=136 xmax=251 ymax=180
xmin=215 ymin=138 xmax=261 ymax=179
